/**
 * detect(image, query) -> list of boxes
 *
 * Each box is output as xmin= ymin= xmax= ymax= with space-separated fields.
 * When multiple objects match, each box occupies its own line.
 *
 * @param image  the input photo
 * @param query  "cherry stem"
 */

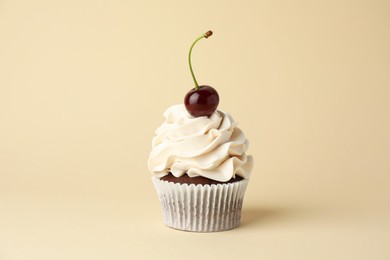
xmin=188 ymin=30 xmax=213 ymax=90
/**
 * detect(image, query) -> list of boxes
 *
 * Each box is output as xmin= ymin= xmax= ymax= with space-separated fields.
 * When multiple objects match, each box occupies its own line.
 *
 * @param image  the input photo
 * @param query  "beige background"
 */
xmin=1 ymin=0 xmax=390 ymax=259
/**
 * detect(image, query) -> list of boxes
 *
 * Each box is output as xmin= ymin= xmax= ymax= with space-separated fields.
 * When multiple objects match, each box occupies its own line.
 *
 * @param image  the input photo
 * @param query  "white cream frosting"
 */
xmin=148 ymin=104 xmax=253 ymax=182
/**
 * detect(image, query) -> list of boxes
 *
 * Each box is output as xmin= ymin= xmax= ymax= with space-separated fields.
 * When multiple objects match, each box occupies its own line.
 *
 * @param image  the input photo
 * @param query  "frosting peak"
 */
xmin=148 ymin=104 xmax=253 ymax=182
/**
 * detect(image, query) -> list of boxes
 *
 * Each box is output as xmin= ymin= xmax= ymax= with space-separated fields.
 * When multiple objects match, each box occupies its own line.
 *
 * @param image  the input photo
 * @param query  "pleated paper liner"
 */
xmin=152 ymin=176 xmax=249 ymax=232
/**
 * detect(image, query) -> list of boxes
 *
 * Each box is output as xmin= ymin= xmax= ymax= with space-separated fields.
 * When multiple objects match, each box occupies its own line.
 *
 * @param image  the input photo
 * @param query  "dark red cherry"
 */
xmin=184 ymin=85 xmax=219 ymax=117
xmin=185 ymin=31 xmax=219 ymax=117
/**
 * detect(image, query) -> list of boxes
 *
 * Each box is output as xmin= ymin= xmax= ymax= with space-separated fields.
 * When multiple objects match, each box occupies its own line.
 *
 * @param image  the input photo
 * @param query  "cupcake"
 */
xmin=147 ymin=31 xmax=253 ymax=232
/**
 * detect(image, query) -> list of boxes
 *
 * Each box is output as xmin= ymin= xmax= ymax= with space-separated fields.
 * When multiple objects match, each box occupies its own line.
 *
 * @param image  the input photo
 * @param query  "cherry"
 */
xmin=184 ymin=30 xmax=220 ymax=117
xmin=185 ymin=85 xmax=219 ymax=117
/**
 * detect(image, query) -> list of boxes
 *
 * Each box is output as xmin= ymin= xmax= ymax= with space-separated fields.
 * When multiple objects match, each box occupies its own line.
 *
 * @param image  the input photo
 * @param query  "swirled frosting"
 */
xmin=147 ymin=104 xmax=253 ymax=182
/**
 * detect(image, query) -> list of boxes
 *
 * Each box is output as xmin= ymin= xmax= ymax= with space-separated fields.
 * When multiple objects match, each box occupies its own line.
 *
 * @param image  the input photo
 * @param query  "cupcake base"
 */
xmin=152 ymin=176 xmax=249 ymax=232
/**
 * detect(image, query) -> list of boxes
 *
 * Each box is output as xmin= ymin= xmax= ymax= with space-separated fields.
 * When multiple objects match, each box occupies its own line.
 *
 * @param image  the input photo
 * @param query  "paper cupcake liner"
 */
xmin=152 ymin=176 xmax=249 ymax=232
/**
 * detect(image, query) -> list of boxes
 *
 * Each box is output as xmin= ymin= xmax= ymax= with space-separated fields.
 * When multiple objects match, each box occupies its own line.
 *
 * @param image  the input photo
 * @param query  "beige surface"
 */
xmin=1 ymin=0 xmax=390 ymax=259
